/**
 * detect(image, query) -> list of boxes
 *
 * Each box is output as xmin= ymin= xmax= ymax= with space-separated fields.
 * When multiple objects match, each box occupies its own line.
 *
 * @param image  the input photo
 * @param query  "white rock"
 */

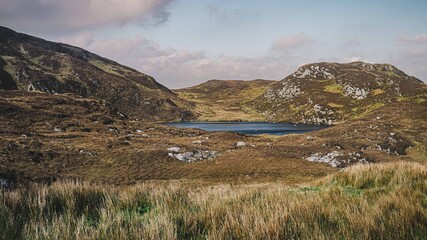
xmin=306 ymin=151 xmax=343 ymax=167
xmin=168 ymin=150 xmax=219 ymax=163
xmin=167 ymin=147 xmax=181 ymax=153
xmin=236 ymin=142 xmax=246 ymax=147
xmin=192 ymin=140 xmax=203 ymax=144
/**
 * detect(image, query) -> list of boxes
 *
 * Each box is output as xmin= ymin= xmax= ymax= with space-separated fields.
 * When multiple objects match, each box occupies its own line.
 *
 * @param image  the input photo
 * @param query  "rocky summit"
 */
xmin=0 ymin=26 xmax=194 ymax=122
xmin=251 ymin=62 xmax=426 ymax=124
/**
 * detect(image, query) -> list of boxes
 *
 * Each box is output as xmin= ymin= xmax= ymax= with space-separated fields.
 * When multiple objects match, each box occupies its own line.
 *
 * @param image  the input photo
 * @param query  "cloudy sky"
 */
xmin=1 ymin=0 xmax=426 ymax=88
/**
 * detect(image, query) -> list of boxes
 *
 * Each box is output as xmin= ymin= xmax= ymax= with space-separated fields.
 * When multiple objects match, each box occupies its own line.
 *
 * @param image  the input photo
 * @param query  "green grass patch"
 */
xmin=324 ymin=84 xmax=344 ymax=94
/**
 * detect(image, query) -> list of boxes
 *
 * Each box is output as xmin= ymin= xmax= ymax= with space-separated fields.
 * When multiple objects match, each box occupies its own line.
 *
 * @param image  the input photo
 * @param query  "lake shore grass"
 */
xmin=1 ymin=161 xmax=426 ymax=239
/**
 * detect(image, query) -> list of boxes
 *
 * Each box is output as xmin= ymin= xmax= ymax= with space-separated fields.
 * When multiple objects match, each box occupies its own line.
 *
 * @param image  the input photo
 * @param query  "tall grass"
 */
xmin=1 ymin=162 xmax=426 ymax=239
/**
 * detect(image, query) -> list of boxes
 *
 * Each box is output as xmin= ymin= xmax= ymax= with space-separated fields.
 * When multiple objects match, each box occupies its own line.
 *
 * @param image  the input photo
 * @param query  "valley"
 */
xmin=0 ymin=26 xmax=426 ymax=239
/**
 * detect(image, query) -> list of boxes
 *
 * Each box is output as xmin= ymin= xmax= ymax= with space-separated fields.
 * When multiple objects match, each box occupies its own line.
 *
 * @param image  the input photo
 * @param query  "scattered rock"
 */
xmin=167 ymin=147 xmax=181 ymax=153
xmin=306 ymin=135 xmax=315 ymax=140
xmin=307 ymin=151 xmax=372 ymax=168
xmin=168 ymin=150 xmax=219 ymax=163
xmin=0 ymin=178 xmax=16 ymax=190
xmin=108 ymin=128 xmax=119 ymax=134
xmin=78 ymin=149 xmax=96 ymax=157
xmin=306 ymin=151 xmax=343 ymax=167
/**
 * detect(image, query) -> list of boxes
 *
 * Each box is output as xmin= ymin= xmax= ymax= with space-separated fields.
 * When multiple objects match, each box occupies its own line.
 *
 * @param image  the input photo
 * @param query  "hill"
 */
xmin=1 ymin=89 xmax=425 ymax=185
xmin=251 ymin=62 xmax=426 ymax=124
xmin=0 ymin=90 xmax=336 ymax=185
xmin=0 ymin=27 xmax=425 ymax=186
xmin=0 ymin=26 xmax=193 ymax=121
xmin=176 ymin=79 xmax=276 ymax=121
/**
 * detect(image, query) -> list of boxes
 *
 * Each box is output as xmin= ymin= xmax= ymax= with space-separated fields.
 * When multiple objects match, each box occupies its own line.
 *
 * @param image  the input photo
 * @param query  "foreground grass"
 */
xmin=1 ymin=162 xmax=426 ymax=239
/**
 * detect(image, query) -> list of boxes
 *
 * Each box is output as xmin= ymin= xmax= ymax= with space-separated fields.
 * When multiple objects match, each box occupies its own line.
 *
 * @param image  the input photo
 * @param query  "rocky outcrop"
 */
xmin=167 ymin=147 xmax=219 ymax=163
xmin=306 ymin=151 xmax=370 ymax=168
xmin=252 ymin=62 xmax=426 ymax=124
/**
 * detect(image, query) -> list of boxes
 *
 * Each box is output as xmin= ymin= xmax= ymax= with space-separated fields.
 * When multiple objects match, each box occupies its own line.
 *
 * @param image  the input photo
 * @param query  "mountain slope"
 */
xmin=176 ymin=79 xmax=276 ymax=121
xmin=0 ymin=26 xmax=193 ymax=121
xmin=251 ymin=62 xmax=426 ymax=124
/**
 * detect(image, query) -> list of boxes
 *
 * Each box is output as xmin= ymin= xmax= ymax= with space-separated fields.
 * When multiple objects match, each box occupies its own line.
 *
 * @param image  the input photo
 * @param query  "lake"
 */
xmin=163 ymin=122 xmax=329 ymax=136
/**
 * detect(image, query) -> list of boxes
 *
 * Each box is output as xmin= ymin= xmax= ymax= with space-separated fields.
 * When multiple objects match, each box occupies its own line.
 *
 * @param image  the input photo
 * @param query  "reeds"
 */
xmin=1 ymin=161 xmax=426 ymax=239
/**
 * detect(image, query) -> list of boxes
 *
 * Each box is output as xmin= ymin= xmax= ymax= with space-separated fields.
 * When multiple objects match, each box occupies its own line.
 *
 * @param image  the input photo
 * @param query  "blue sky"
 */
xmin=1 ymin=0 xmax=426 ymax=88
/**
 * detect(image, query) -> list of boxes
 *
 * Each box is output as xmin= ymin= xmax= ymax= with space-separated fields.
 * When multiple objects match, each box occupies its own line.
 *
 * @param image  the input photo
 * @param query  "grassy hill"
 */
xmin=1 ymin=90 xmax=425 ymax=185
xmin=252 ymin=62 xmax=426 ymax=124
xmin=175 ymin=79 xmax=276 ymax=121
xmin=0 ymin=26 xmax=193 ymax=121
xmin=1 ymin=26 xmax=426 ymax=239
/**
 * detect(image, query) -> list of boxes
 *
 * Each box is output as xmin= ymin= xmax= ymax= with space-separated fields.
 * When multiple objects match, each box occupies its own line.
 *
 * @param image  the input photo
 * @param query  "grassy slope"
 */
xmin=175 ymin=79 xmax=276 ymax=121
xmin=1 ymin=162 xmax=426 ymax=239
xmin=1 ymin=90 xmax=426 ymax=185
xmin=0 ymin=91 xmax=335 ymax=185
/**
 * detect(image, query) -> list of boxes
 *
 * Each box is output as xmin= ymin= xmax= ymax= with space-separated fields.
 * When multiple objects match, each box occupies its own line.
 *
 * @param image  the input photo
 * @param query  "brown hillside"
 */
xmin=0 ymin=26 xmax=194 ymax=121
xmin=176 ymin=79 xmax=276 ymax=121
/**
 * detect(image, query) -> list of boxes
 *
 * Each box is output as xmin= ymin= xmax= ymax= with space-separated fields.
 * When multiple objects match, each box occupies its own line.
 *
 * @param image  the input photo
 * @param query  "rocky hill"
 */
xmin=176 ymin=79 xmax=276 ymax=121
xmin=251 ymin=62 xmax=426 ymax=124
xmin=0 ymin=26 xmax=193 ymax=121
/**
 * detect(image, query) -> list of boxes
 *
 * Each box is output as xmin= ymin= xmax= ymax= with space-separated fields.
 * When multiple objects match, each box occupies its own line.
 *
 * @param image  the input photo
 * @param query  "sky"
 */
xmin=1 ymin=0 xmax=426 ymax=88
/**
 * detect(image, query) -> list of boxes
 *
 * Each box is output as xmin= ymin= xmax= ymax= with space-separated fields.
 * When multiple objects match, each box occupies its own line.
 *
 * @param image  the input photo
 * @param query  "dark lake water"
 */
xmin=163 ymin=122 xmax=329 ymax=136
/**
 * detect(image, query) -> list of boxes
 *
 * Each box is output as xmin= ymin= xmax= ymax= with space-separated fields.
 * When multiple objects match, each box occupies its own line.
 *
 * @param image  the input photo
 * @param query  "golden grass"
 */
xmin=327 ymin=103 xmax=344 ymax=108
xmin=176 ymin=80 xmax=274 ymax=121
xmin=324 ymin=84 xmax=344 ymax=94
xmin=372 ymin=88 xmax=385 ymax=95
xmin=1 ymin=162 xmax=426 ymax=239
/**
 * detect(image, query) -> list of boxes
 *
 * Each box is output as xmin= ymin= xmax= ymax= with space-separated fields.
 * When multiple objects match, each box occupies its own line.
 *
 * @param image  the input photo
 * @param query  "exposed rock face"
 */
xmin=0 ymin=26 xmax=194 ymax=122
xmin=167 ymin=147 xmax=219 ymax=163
xmin=252 ymin=62 xmax=426 ymax=124
xmin=306 ymin=151 xmax=370 ymax=168
xmin=264 ymin=81 xmax=302 ymax=102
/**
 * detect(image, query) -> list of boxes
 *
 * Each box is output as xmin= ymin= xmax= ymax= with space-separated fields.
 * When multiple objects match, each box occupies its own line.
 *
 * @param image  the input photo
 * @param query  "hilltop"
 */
xmin=0 ymin=26 xmax=193 ymax=121
xmin=176 ymin=79 xmax=276 ymax=121
xmin=177 ymin=62 xmax=426 ymax=125
xmin=252 ymin=62 xmax=426 ymax=124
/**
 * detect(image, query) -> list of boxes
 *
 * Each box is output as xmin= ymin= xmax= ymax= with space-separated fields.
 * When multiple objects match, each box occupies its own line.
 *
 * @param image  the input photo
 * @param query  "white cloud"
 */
xmin=0 ymin=0 xmax=174 ymax=32
xmin=271 ymin=33 xmax=314 ymax=51
xmin=388 ymin=47 xmax=427 ymax=82
xmin=398 ymin=33 xmax=427 ymax=44
xmin=339 ymin=39 xmax=361 ymax=49
xmin=343 ymin=56 xmax=368 ymax=63
xmin=58 ymin=34 xmax=303 ymax=88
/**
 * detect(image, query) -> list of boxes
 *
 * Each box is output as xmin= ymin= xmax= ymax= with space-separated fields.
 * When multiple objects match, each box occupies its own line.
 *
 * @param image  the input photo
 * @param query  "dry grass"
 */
xmin=323 ymin=84 xmax=344 ymax=94
xmin=1 ymin=162 xmax=426 ymax=239
xmin=176 ymin=80 xmax=275 ymax=121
